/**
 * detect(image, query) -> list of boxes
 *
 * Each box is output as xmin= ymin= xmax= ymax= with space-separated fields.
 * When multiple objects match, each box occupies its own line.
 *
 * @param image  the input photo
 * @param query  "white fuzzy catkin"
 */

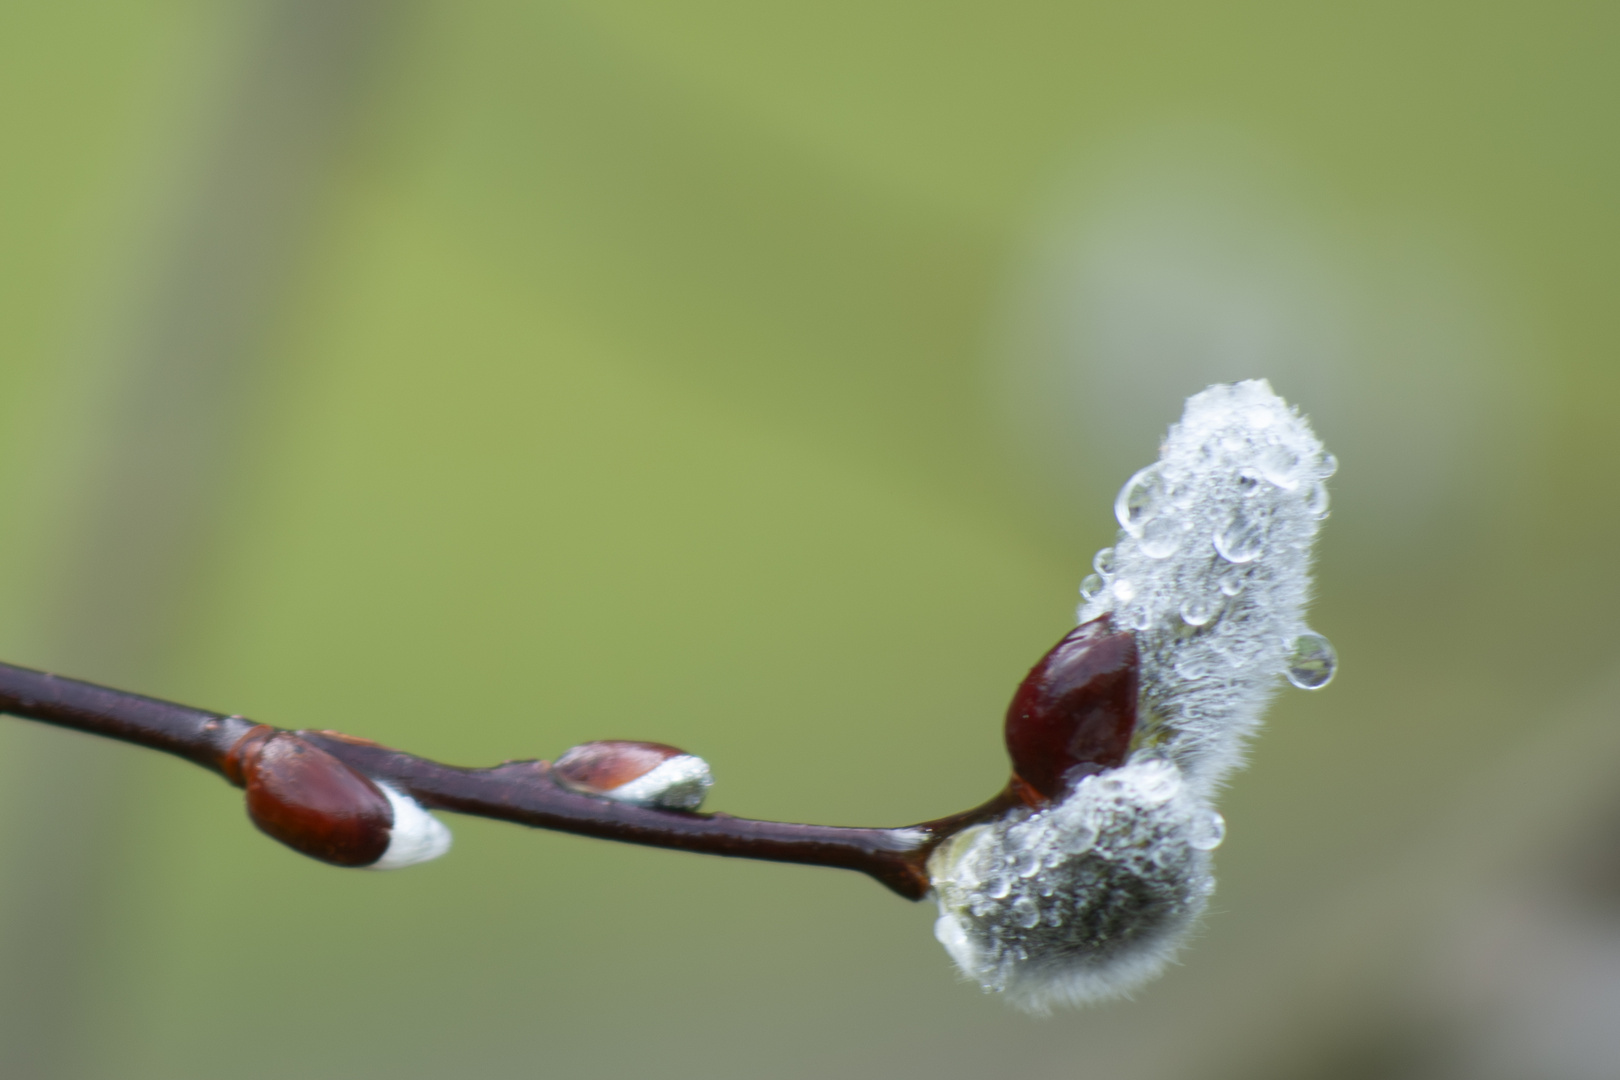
xmin=932 ymin=380 xmax=1333 ymax=1012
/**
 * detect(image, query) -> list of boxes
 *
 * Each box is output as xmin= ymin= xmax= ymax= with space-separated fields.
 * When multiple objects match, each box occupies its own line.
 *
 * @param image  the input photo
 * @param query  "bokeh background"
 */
xmin=0 ymin=2 xmax=1616 ymax=1078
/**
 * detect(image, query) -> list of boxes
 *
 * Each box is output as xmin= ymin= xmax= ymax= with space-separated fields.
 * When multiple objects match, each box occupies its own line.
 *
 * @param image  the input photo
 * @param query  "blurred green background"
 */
xmin=0 ymin=1 xmax=1616 ymax=1078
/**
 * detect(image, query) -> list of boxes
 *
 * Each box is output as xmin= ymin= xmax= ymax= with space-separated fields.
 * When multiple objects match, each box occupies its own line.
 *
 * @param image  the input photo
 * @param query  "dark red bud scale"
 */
xmin=223 ymin=726 xmax=394 ymax=867
xmin=1004 ymin=615 xmax=1140 ymax=803
xmin=553 ymin=740 xmax=687 ymax=795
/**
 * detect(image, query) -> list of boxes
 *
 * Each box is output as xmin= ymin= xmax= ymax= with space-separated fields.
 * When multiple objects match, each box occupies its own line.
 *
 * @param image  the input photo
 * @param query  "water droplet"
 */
xmin=987 ymin=874 xmax=1013 ymax=900
xmin=1218 ymin=568 xmax=1246 ymax=596
xmin=1257 ymin=443 xmax=1303 ymax=489
xmin=1093 ymin=547 xmax=1116 ymax=579
xmin=1214 ymin=508 xmax=1267 ymax=563
xmin=1317 ymin=451 xmax=1339 ymax=478
xmin=1079 ymin=574 xmax=1103 ymax=600
xmin=970 ymin=898 xmax=993 ymax=917
xmin=1062 ymin=821 xmax=1099 ymax=856
xmin=1112 ymin=578 xmax=1136 ymax=603
xmin=1011 ymin=896 xmax=1041 ymax=929
xmin=1132 ymin=763 xmax=1182 ymax=807
xmin=1189 ymin=810 xmax=1226 ymax=850
xmin=1286 ymin=632 xmax=1337 ymax=689
xmin=1114 ymin=466 xmax=1165 ymax=537
xmin=1044 ymin=907 xmax=1065 ymax=926
xmin=1011 ymin=850 xmax=1040 ymax=878
xmin=1306 ymin=481 xmax=1330 ymax=518
xmin=1140 ymin=516 xmax=1189 ymax=559
xmin=1180 ymin=594 xmax=1217 ymax=626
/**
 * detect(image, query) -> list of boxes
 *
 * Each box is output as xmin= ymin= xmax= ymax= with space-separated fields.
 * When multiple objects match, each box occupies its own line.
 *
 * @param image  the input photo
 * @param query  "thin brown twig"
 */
xmin=0 ymin=659 xmax=1019 ymax=899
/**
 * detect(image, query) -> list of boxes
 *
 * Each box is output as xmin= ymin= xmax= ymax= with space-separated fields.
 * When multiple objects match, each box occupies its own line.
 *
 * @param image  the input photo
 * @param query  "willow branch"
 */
xmin=0 ymin=659 xmax=1017 ymax=899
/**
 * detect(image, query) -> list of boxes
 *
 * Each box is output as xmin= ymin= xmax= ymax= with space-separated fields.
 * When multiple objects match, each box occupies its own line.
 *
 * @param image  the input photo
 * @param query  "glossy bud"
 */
xmin=553 ymin=740 xmax=713 ymax=811
xmin=1004 ymin=615 xmax=1140 ymax=802
xmin=224 ymin=727 xmax=395 ymax=867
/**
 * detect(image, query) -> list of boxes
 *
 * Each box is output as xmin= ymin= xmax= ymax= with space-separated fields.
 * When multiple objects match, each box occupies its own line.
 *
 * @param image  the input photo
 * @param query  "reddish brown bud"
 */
xmin=1004 ymin=615 xmax=1140 ymax=803
xmin=553 ymin=740 xmax=713 ymax=810
xmin=554 ymin=740 xmax=682 ymax=792
xmin=225 ymin=728 xmax=393 ymax=867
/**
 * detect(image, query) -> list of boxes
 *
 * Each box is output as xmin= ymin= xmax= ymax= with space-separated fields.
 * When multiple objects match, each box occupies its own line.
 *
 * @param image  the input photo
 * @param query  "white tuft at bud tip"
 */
xmin=369 ymin=782 xmax=453 ymax=870
xmin=602 ymin=754 xmax=713 ymax=811
xmin=553 ymin=741 xmax=715 ymax=811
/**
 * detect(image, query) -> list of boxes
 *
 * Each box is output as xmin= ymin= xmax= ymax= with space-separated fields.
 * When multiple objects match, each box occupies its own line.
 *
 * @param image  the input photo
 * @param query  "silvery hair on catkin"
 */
xmin=931 ymin=380 xmax=1336 ymax=1013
